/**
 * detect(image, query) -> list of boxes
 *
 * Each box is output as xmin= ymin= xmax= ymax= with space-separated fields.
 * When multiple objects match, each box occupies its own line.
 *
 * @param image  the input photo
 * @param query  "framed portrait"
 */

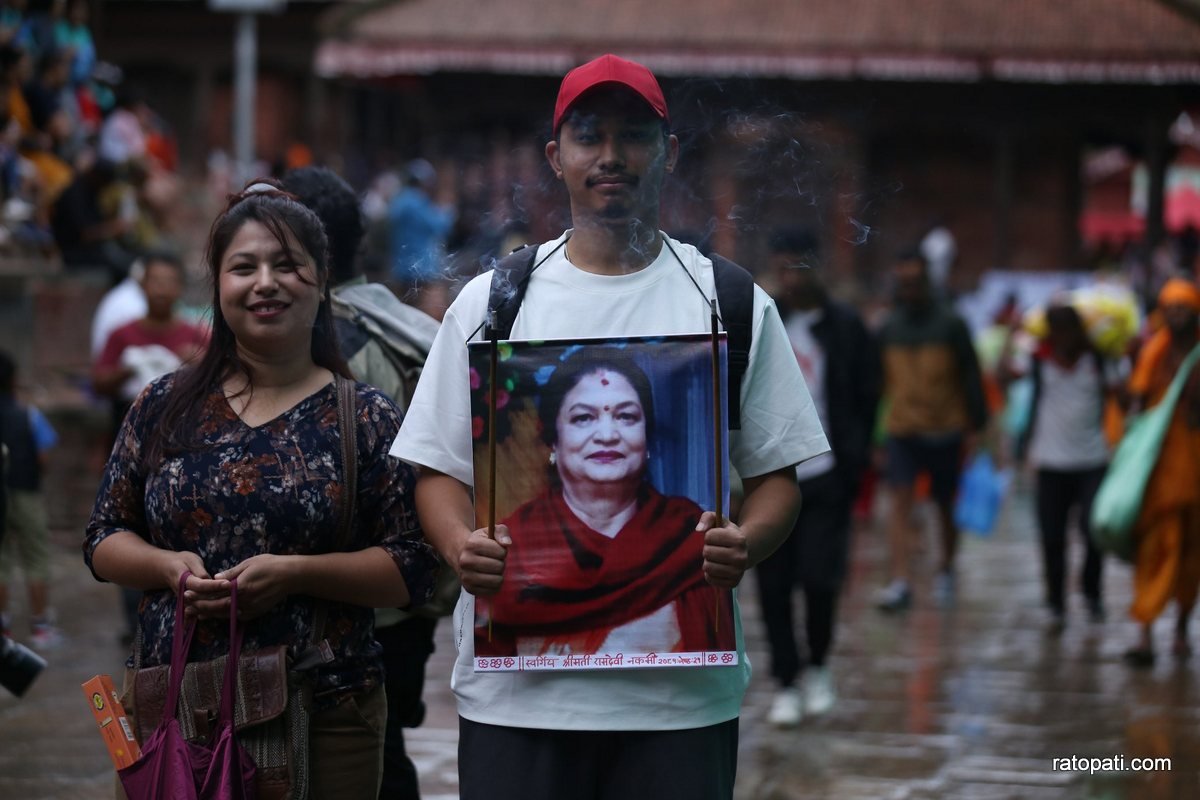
xmin=467 ymin=334 xmax=737 ymax=672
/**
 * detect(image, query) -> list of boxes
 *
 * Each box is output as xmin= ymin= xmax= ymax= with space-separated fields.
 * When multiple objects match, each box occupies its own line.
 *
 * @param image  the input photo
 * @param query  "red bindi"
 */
xmin=603 ymin=405 xmax=611 ymax=411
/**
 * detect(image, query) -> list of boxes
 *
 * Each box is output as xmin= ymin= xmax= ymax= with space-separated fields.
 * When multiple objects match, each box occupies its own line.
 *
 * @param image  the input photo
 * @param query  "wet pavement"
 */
xmin=2 ymin=416 xmax=1198 ymax=799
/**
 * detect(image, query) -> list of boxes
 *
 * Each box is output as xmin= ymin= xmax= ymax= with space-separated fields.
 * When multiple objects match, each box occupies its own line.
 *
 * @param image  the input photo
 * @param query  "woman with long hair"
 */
xmin=84 ymin=180 xmax=436 ymax=797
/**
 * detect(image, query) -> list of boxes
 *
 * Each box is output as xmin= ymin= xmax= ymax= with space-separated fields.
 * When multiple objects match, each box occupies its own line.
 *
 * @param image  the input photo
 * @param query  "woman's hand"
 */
xmin=164 ymin=551 xmax=213 ymax=594
xmin=697 ymin=512 xmax=749 ymax=589
xmin=90 ymin=534 xmax=214 ymax=596
xmin=184 ymin=554 xmax=296 ymax=621
xmin=181 ymin=574 xmax=230 ymax=621
xmin=457 ymin=524 xmax=511 ymax=596
xmin=163 ymin=553 xmax=223 ymax=622
xmin=216 ymin=555 xmax=297 ymax=620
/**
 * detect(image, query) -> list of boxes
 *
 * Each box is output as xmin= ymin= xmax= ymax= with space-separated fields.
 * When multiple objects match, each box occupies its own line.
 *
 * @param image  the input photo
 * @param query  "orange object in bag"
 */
xmin=82 ymin=674 xmax=142 ymax=770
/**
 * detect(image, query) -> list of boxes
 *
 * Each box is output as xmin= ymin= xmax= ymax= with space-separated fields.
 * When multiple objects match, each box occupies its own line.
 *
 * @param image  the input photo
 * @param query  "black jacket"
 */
xmin=803 ymin=299 xmax=882 ymax=489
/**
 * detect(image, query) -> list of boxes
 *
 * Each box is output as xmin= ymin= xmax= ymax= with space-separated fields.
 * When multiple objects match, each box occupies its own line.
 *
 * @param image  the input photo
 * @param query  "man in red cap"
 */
xmin=393 ymin=54 xmax=828 ymax=799
xmin=545 ymin=53 xmax=677 ymax=273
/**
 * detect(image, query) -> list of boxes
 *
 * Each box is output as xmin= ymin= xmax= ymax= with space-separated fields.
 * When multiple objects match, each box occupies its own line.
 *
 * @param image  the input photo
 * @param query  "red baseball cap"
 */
xmin=553 ymin=54 xmax=669 ymax=135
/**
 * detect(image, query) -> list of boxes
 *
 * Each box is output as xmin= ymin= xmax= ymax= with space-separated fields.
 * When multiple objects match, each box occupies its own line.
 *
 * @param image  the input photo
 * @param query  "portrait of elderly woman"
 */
xmin=469 ymin=338 xmax=735 ymax=662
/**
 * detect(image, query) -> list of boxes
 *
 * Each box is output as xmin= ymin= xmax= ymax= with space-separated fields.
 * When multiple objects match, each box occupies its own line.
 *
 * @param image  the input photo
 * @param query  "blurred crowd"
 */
xmin=0 ymin=0 xmax=178 ymax=275
xmin=1 ymin=46 xmax=1199 ymax=800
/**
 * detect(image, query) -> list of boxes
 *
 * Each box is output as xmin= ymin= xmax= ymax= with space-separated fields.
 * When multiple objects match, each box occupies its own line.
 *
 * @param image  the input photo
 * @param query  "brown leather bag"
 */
xmin=128 ymin=376 xmax=359 ymax=800
xmin=131 ymin=645 xmax=300 ymax=800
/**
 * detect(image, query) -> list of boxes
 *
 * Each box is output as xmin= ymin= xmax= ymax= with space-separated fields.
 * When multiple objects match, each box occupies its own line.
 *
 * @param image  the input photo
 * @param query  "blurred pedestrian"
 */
xmin=0 ymin=0 xmax=30 ymax=49
xmin=96 ymin=86 xmax=147 ymax=168
xmin=876 ymin=249 xmax=988 ymax=611
xmin=53 ymin=0 xmax=93 ymax=88
xmin=756 ymin=228 xmax=879 ymax=726
xmin=1004 ymin=304 xmax=1116 ymax=631
xmin=388 ymin=158 xmax=455 ymax=319
xmin=50 ymin=158 xmax=135 ymax=280
xmin=91 ymin=249 xmax=206 ymax=438
xmin=3 ymin=42 xmax=72 ymax=212
xmin=90 ymin=249 xmax=207 ymax=643
xmin=1124 ymin=278 xmax=1200 ymax=666
xmin=88 ymin=256 xmax=145 ymax=360
xmin=0 ymin=349 xmax=62 ymax=649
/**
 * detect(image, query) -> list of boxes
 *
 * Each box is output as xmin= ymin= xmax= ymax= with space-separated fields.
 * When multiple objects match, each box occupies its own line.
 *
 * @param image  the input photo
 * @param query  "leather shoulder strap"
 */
xmin=309 ymin=375 xmax=358 ymax=653
xmin=334 ymin=375 xmax=358 ymax=551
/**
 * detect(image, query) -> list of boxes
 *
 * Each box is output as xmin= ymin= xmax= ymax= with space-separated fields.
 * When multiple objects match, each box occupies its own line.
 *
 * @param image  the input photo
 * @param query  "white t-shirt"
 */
xmin=90 ymin=277 xmax=147 ymax=358
xmin=786 ymin=309 xmax=837 ymax=481
xmin=391 ymin=231 xmax=829 ymax=731
xmin=1020 ymin=351 xmax=1117 ymax=470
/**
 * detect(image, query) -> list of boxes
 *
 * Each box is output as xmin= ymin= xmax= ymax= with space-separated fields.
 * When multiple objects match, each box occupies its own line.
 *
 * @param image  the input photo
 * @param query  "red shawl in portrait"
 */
xmin=477 ymin=484 xmax=733 ymax=656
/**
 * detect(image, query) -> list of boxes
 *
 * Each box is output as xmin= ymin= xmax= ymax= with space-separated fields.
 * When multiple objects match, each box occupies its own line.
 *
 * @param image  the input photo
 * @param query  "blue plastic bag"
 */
xmin=954 ymin=453 xmax=1011 ymax=537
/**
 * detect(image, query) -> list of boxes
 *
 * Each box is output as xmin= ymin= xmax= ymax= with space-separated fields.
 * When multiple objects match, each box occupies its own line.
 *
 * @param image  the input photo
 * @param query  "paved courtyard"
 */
xmin=1 ymin=416 xmax=1197 ymax=798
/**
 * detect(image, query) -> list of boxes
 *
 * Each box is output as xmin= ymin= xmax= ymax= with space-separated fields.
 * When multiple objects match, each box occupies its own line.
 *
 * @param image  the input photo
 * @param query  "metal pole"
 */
xmin=233 ymin=11 xmax=257 ymax=185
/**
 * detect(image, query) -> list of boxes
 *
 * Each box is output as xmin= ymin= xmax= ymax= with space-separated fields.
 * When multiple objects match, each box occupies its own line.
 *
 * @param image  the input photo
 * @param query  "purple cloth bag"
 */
xmin=119 ymin=572 xmax=258 ymax=800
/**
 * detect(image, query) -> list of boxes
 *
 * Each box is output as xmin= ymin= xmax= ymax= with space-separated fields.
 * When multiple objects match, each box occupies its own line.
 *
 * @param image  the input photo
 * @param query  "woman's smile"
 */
xmin=218 ymin=220 xmax=324 ymax=353
xmin=246 ymin=299 xmax=291 ymax=319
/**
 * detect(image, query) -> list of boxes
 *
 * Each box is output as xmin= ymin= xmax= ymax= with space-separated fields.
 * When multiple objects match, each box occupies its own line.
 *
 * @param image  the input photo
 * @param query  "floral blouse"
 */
xmin=84 ymin=375 xmax=437 ymax=708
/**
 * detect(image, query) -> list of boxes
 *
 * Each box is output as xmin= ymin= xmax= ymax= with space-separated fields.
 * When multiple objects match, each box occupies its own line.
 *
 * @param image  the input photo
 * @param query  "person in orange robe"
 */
xmin=1125 ymin=278 xmax=1200 ymax=666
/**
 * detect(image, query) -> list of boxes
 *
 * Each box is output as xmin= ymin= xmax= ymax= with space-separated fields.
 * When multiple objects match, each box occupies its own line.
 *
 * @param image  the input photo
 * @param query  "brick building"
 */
xmin=88 ymin=0 xmax=1200 ymax=294
xmin=312 ymin=0 xmax=1200 ymax=293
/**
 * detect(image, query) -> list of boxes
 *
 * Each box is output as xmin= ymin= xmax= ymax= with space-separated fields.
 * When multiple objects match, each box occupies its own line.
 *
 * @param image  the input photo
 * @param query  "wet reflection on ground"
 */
xmin=737 ymin=483 xmax=1200 ymax=799
xmin=1 ymin=418 xmax=1197 ymax=799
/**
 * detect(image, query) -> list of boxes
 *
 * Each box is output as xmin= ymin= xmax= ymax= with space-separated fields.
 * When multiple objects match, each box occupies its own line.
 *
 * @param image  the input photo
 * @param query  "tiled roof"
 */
xmin=317 ymin=0 xmax=1200 ymax=82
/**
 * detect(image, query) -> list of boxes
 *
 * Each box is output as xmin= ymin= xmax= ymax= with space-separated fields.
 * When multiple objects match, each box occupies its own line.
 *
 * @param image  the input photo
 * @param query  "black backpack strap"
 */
xmin=710 ymin=254 xmax=755 ymax=431
xmin=484 ymin=243 xmax=756 ymax=429
xmin=484 ymin=245 xmax=540 ymax=341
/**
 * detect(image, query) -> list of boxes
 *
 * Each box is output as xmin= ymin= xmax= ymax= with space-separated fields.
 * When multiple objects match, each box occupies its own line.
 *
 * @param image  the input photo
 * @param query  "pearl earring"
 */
xmin=549 ymin=452 xmax=557 ymax=466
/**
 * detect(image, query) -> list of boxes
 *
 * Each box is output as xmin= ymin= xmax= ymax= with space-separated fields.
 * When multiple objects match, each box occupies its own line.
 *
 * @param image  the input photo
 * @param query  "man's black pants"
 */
xmin=755 ymin=470 xmax=852 ymax=686
xmin=376 ymin=616 xmax=438 ymax=800
xmin=458 ymin=716 xmax=738 ymax=800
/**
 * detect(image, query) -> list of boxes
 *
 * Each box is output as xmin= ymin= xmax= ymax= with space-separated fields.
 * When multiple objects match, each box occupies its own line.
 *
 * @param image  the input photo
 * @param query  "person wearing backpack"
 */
xmin=1003 ymin=303 xmax=1119 ymax=633
xmin=281 ymin=166 xmax=450 ymax=800
xmin=391 ymin=54 xmax=828 ymax=800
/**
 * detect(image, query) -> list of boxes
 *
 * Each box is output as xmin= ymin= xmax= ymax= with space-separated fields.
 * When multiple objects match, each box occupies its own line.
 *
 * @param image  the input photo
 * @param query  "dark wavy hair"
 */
xmin=536 ymin=351 xmax=656 ymax=450
xmin=280 ymin=166 xmax=364 ymax=286
xmin=1045 ymin=303 xmax=1085 ymax=336
xmin=141 ymin=179 xmax=351 ymax=469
